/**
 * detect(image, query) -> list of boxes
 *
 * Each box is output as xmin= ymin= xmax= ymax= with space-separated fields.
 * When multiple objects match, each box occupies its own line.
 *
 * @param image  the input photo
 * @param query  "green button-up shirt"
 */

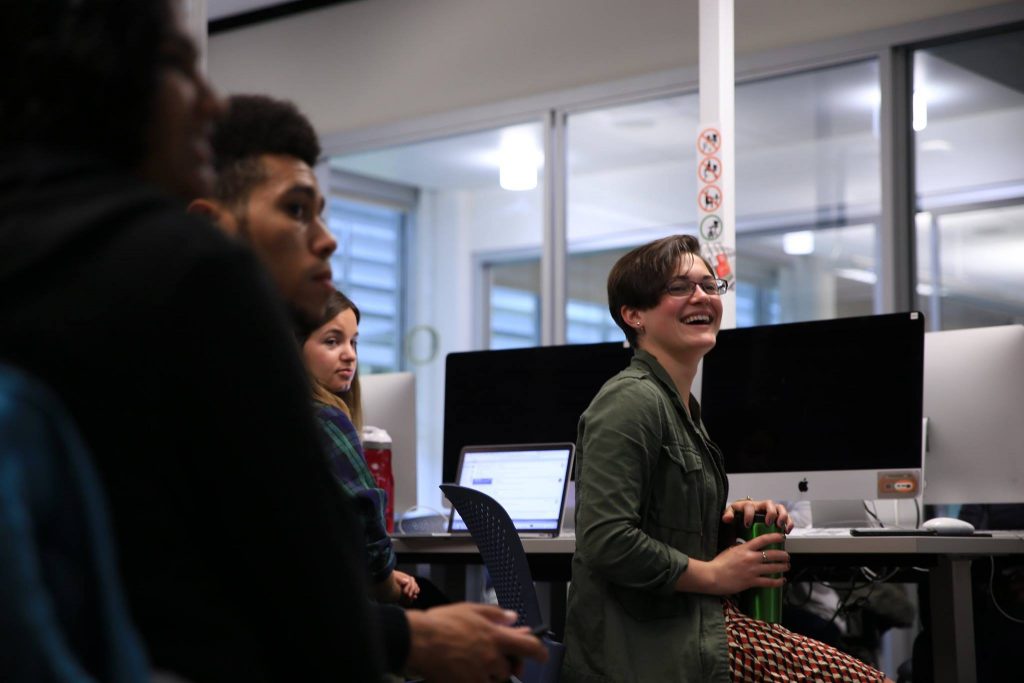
xmin=562 ymin=349 xmax=731 ymax=683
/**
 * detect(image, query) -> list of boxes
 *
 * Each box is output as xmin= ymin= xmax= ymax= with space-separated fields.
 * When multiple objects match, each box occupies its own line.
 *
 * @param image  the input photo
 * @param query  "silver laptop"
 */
xmin=447 ymin=443 xmax=575 ymax=537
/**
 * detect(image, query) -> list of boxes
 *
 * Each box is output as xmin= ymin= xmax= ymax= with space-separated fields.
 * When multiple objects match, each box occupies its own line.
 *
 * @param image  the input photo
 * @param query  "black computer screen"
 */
xmin=442 ymin=342 xmax=633 ymax=484
xmin=700 ymin=312 xmax=925 ymax=474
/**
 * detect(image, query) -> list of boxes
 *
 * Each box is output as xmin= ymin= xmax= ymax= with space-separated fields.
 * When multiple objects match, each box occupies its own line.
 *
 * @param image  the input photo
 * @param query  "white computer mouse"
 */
xmin=921 ymin=517 xmax=976 ymax=536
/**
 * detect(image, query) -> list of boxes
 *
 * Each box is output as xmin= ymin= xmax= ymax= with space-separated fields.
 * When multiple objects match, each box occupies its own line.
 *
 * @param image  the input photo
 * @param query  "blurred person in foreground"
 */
xmin=0 ymin=2 xmax=543 ymax=682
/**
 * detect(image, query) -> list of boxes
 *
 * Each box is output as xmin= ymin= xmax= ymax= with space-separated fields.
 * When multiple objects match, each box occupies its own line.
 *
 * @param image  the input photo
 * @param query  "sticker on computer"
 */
xmin=877 ymin=471 xmax=920 ymax=498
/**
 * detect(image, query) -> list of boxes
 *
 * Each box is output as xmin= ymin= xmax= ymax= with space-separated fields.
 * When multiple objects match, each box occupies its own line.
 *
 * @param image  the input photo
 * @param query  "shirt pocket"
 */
xmin=648 ymin=442 xmax=704 ymax=534
xmin=610 ymin=445 xmax=707 ymax=622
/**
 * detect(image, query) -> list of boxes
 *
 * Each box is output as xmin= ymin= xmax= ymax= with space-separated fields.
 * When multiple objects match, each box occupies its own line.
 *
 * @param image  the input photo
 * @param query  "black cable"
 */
xmin=826 ymin=582 xmax=861 ymax=628
xmin=863 ymin=500 xmax=884 ymax=528
xmin=823 ymin=568 xmax=876 ymax=627
xmin=823 ymin=565 xmax=904 ymax=628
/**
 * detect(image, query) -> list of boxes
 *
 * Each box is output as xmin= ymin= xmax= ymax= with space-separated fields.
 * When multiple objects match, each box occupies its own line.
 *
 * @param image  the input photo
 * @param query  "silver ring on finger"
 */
xmin=761 ymin=550 xmax=768 ymax=563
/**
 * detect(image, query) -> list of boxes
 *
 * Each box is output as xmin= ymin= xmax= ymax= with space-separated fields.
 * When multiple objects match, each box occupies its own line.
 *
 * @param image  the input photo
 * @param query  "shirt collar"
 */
xmin=630 ymin=348 xmax=695 ymax=415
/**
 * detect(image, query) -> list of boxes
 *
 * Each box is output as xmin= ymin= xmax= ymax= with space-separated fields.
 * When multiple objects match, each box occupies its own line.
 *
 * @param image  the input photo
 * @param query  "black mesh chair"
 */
xmin=440 ymin=484 xmax=565 ymax=683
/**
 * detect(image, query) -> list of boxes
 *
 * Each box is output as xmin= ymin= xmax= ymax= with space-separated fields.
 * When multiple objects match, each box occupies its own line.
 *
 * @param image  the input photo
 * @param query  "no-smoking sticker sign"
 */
xmin=698 ymin=156 xmax=722 ymax=183
xmin=698 ymin=185 xmax=722 ymax=212
xmin=697 ymin=128 xmax=721 ymax=156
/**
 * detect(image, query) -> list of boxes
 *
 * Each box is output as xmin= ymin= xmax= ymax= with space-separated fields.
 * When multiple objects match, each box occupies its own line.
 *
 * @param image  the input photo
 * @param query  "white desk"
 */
xmin=395 ymin=531 xmax=1024 ymax=683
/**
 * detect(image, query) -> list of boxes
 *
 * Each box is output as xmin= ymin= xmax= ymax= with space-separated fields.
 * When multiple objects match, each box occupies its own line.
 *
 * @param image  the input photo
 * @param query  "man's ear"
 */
xmin=187 ymin=198 xmax=238 ymax=236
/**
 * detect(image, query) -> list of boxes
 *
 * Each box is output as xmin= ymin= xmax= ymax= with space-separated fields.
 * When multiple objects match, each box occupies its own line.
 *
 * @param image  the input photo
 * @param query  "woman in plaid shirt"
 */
xmin=302 ymin=291 xmax=421 ymax=604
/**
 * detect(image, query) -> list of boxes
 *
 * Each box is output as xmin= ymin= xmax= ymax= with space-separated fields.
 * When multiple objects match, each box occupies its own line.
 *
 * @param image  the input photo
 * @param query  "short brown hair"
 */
xmin=607 ymin=234 xmax=714 ymax=346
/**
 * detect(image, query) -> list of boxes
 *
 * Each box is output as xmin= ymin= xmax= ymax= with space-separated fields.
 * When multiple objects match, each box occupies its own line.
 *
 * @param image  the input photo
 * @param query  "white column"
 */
xmin=698 ymin=0 xmax=736 ymax=330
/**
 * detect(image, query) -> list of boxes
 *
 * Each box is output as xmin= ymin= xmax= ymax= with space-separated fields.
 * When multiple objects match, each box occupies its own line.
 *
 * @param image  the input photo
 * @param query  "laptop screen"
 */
xmin=449 ymin=443 xmax=574 ymax=534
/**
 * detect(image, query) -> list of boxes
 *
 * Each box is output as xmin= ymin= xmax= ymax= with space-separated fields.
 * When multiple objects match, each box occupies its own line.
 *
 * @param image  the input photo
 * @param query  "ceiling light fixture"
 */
xmin=783 ymin=230 xmax=815 ymax=256
xmin=498 ymin=128 xmax=541 ymax=191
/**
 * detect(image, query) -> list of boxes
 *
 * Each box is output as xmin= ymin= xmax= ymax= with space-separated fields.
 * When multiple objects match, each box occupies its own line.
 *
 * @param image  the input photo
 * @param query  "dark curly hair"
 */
xmin=210 ymin=94 xmax=322 ymax=209
xmin=1 ymin=0 xmax=174 ymax=166
xmin=607 ymin=234 xmax=716 ymax=347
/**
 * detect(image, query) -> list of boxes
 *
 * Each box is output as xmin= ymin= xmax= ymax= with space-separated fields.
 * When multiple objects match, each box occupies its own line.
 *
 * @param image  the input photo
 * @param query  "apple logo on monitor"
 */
xmin=798 ymin=478 xmax=809 ymax=493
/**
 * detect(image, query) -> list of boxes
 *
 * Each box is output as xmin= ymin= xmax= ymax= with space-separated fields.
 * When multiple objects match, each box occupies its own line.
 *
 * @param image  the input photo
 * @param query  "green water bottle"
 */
xmin=737 ymin=511 xmax=784 ymax=624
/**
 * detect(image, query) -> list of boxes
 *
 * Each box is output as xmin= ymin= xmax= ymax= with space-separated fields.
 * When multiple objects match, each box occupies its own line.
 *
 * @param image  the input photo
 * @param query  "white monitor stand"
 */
xmin=808 ymin=499 xmax=870 ymax=528
xmin=360 ymin=372 xmax=418 ymax=519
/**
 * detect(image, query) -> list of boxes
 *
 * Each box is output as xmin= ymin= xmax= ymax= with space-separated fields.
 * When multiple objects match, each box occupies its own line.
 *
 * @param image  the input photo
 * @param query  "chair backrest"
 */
xmin=439 ymin=484 xmax=564 ymax=683
xmin=440 ymin=483 xmax=543 ymax=626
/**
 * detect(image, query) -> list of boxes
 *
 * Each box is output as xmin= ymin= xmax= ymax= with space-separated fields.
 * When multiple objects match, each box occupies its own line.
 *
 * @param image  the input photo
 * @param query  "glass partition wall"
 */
xmin=565 ymin=95 xmax=698 ymax=341
xmin=326 ymin=21 xmax=1024 ymax=508
xmin=913 ymin=27 xmax=1024 ymax=330
xmin=564 ymin=60 xmax=882 ymax=330
xmin=734 ymin=61 xmax=882 ymax=325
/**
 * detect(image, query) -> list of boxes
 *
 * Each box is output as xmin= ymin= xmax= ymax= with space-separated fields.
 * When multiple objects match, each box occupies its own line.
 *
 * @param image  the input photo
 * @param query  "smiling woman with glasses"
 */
xmin=561 ymin=234 xmax=891 ymax=683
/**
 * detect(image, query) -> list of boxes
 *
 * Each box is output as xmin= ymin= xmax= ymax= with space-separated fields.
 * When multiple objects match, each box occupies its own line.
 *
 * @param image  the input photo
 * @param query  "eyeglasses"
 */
xmin=664 ymin=277 xmax=729 ymax=297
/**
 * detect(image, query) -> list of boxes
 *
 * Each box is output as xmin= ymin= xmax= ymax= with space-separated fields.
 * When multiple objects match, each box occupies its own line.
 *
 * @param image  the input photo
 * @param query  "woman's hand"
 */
xmin=722 ymin=497 xmax=794 ymax=533
xmin=675 ymin=533 xmax=789 ymax=595
xmin=395 ymin=569 xmax=421 ymax=604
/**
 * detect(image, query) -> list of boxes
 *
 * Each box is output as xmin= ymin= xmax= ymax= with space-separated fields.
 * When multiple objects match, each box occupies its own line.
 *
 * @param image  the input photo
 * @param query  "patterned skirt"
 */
xmin=724 ymin=599 xmax=886 ymax=682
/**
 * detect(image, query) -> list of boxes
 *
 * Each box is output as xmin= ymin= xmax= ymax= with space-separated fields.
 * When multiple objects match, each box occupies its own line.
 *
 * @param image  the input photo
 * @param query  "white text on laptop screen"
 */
xmin=451 ymin=448 xmax=571 ymax=532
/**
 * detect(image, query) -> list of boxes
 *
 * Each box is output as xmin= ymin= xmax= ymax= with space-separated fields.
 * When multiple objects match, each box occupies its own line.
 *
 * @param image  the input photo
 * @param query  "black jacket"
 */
xmin=0 ymin=150 xmax=391 ymax=682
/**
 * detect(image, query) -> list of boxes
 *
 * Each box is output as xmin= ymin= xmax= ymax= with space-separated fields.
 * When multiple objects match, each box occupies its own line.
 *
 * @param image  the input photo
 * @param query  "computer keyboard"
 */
xmin=788 ymin=527 xmax=855 ymax=537
xmin=788 ymin=527 xmax=936 ymax=537
xmin=848 ymin=527 xmax=937 ymax=537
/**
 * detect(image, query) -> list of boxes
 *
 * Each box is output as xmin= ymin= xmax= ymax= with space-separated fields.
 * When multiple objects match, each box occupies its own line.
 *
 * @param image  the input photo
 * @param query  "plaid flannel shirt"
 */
xmin=312 ymin=401 xmax=396 ymax=583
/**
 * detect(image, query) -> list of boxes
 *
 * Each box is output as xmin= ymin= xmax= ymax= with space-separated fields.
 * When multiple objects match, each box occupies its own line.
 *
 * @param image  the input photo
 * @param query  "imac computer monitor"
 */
xmin=922 ymin=324 xmax=1024 ymax=504
xmin=442 ymin=342 xmax=633 ymax=484
xmin=700 ymin=312 xmax=925 ymax=502
xmin=360 ymin=371 xmax=417 ymax=516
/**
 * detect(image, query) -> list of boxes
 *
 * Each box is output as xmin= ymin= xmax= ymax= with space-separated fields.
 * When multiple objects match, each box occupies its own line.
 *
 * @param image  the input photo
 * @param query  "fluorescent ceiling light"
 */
xmin=498 ymin=128 xmax=541 ymax=191
xmin=499 ymin=156 xmax=538 ymax=191
xmin=836 ymin=268 xmax=878 ymax=285
xmin=782 ymin=230 xmax=815 ymax=255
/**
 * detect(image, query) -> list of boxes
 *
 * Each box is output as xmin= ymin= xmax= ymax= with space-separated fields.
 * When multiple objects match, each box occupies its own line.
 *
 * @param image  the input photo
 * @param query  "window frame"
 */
xmin=328 ymin=169 xmax=418 ymax=371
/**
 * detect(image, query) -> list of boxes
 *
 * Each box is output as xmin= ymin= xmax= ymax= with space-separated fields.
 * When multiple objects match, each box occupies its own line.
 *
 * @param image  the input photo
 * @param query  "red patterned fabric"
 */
xmin=724 ymin=600 xmax=885 ymax=682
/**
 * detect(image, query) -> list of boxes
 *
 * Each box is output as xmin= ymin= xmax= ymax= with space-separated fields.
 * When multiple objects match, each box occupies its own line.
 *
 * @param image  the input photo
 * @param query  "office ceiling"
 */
xmin=208 ymin=0 xmax=364 ymax=24
xmin=208 ymin=0 xmax=283 ymax=21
